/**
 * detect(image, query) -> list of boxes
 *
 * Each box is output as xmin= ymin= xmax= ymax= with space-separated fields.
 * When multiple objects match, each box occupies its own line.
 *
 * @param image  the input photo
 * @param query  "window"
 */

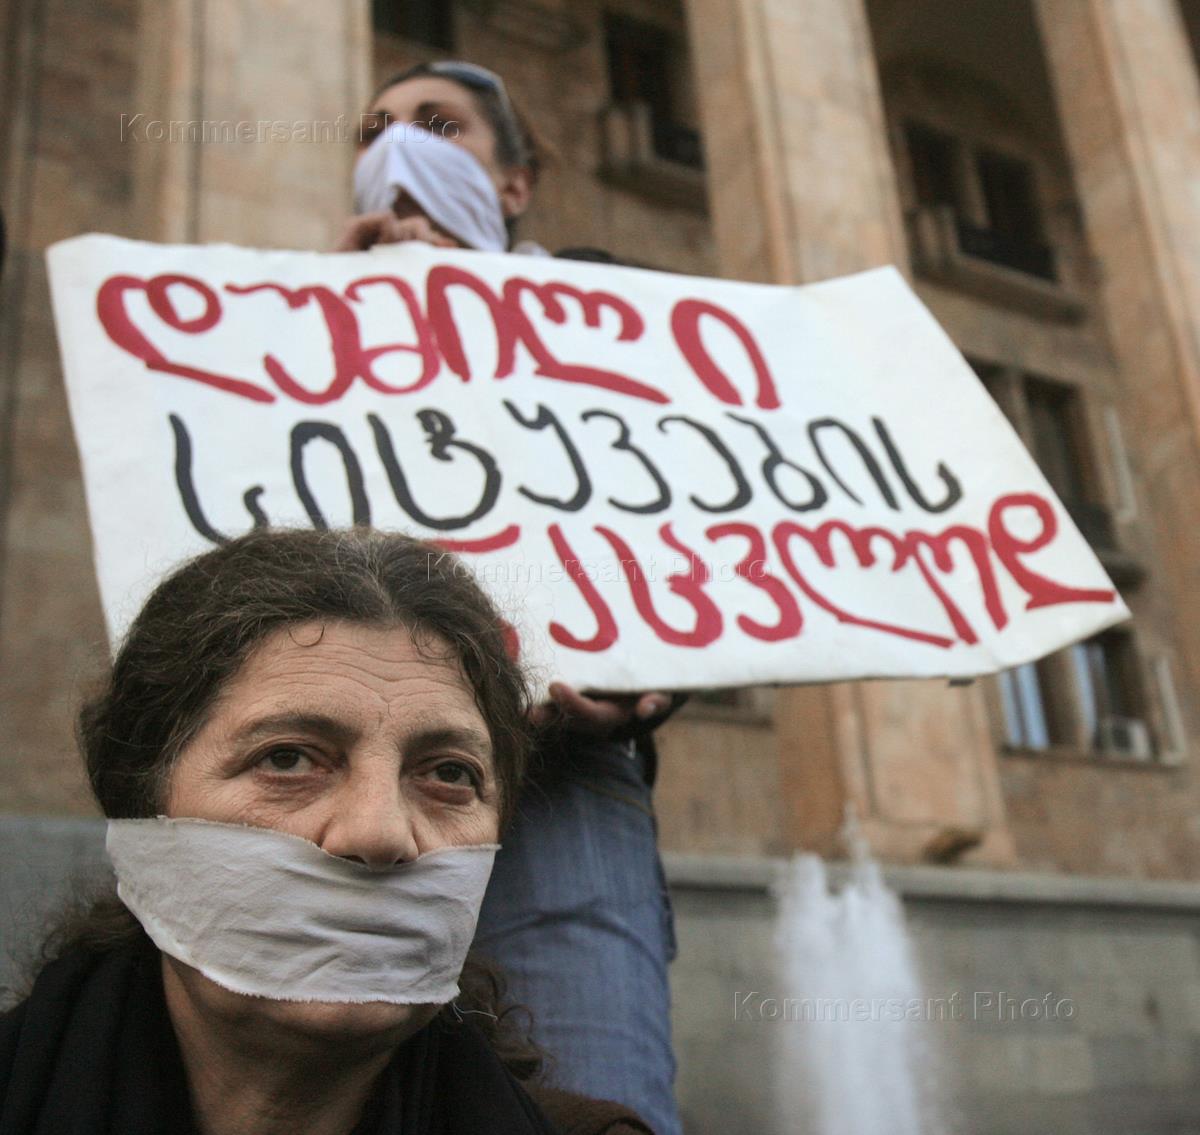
xmin=976 ymin=366 xmax=1116 ymax=554
xmin=604 ymin=13 xmax=702 ymax=170
xmin=1026 ymin=379 xmax=1092 ymax=506
xmin=905 ymin=122 xmax=959 ymax=209
xmin=372 ymin=0 xmax=455 ymax=49
xmin=977 ymin=149 xmax=1043 ymax=246
xmin=997 ymin=659 xmax=1070 ymax=749
xmin=975 ymin=361 xmax=1155 ymax=759
xmin=962 ymin=148 xmax=1055 ymax=280
xmin=903 ymin=120 xmax=1054 ymax=280
xmin=997 ymin=631 xmax=1155 ymax=759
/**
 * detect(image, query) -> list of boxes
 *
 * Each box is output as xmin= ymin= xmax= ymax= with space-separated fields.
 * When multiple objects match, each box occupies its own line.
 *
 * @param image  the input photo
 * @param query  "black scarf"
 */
xmin=0 ymin=941 xmax=558 ymax=1135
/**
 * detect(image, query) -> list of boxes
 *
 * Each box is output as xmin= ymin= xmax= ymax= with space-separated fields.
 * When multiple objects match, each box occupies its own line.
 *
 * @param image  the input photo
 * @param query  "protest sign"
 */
xmin=47 ymin=234 xmax=1127 ymax=693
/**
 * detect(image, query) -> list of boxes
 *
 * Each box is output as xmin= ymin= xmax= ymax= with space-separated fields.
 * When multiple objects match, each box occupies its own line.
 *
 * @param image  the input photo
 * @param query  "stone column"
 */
xmin=684 ymin=0 xmax=908 ymax=284
xmin=1035 ymin=0 xmax=1200 ymax=702
xmin=0 ymin=1 xmax=374 ymax=816
xmin=134 ymin=0 xmax=372 ymax=248
xmin=686 ymin=0 xmax=1016 ymax=864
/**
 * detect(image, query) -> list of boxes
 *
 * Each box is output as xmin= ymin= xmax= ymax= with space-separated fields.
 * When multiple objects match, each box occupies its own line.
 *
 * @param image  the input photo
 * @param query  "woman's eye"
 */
xmin=257 ymin=747 xmax=314 ymax=774
xmin=432 ymin=761 xmax=478 ymax=789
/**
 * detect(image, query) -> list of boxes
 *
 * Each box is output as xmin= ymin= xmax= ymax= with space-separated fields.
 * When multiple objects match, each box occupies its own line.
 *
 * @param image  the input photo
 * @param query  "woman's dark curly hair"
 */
xmin=44 ymin=528 xmax=544 ymax=1076
xmin=79 ymin=526 xmax=532 ymax=827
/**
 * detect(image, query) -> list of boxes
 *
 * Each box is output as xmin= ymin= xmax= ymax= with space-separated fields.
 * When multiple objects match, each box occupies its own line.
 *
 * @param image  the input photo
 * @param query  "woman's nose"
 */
xmin=319 ymin=772 xmax=419 ymax=869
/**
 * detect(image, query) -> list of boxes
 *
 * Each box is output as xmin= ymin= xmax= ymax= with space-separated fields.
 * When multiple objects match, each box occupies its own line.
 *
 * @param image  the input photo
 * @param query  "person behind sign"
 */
xmin=335 ymin=61 xmax=685 ymax=1135
xmin=0 ymin=529 xmax=652 ymax=1135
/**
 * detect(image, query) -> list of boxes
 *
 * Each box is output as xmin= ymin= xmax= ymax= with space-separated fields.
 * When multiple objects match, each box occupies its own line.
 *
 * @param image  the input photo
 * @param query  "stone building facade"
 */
xmin=6 ymin=0 xmax=1200 ymax=876
xmin=4 ymin=0 xmax=1200 ymax=1130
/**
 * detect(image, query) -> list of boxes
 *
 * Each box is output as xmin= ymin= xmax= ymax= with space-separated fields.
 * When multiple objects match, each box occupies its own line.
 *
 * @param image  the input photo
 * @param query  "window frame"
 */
xmin=371 ymin=0 xmax=456 ymax=52
xmin=601 ymin=7 xmax=704 ymax=172
xmin=900 ymin=116 xmax=1058 ymax=283
xmin=972 ymin=360 xmax=1160 ymax=763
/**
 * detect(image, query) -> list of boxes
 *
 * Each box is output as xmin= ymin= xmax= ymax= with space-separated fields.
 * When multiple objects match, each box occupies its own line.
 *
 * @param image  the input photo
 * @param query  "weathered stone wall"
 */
xmin=680 ymin=0 xmax=1018 ymax=870
xmin=667 ymin=856 xmax=1200 ymax=1134
xmin=865 ymin=0 xmax=1200 ymax=879
xmin=0 ymin=0 xmax=139 ymax=815
xmin=0 ymin=0 xmax=371 ymax=814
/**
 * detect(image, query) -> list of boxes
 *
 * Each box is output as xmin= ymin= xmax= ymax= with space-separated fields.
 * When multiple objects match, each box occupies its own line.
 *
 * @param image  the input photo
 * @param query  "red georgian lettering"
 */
xmin=426 ymin=266 xmax=669 ymax=403
xmin=671 ymin=298 xmax=780 ymax=410
xmin=344 ymin=275 xmax=440 ymax=394
xmin=597 ymin=523 xmax=722 ymax=648
xmin=706 ymin=521 xmax=803 ymax=642
xmin=772 ymin=520 xmax=956 ymax=648
xmin=502 ymin=278 xmax=667 ymax=404
xmin=903 ymin=525 xmax=1006 ymax=644
xmin=546 ymin=524 xmax=619 ymax=652
xmin=225 ymin=283 xmax=362 ymax=404
xmin=989 ymin=493 xmax=1117 ymax=610
xmin=96 ymin=273 xmax=275 ymax=403
xmin=425 ymin=265 xmax=524 ymax=382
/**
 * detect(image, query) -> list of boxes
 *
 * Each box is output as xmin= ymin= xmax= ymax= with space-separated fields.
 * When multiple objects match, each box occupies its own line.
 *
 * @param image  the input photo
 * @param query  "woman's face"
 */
xmin=360 ymin=75 xmax=533 ymax=221
xmin=162 ymin=619 xmax=500 ymax=1043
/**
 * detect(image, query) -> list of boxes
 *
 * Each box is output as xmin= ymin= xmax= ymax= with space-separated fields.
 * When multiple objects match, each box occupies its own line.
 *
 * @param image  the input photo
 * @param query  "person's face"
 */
xmin=360 ymin=75 xmax=533 ymax=222
xmin=162 ymin=619 xmax=500 ymax=1045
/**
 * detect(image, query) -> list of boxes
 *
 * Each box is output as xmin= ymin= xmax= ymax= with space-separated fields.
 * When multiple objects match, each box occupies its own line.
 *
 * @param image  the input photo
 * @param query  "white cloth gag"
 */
xmin=106 ymin=816 xmax=498 ymax=1004
xmin=353 ymin=122 xmax=509 ymax=252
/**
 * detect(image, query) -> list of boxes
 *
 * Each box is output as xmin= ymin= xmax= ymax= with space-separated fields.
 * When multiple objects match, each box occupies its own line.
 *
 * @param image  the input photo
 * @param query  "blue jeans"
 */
xmin=474 ymin=737 xmax=681 ymax=1135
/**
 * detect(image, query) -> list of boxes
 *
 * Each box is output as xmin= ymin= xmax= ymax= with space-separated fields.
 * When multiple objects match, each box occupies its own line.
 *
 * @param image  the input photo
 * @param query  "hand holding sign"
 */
xmin=334 ymin=208 xmax=462 ymax=252
xmin=530 ymin=684 xmax=676 ymax=737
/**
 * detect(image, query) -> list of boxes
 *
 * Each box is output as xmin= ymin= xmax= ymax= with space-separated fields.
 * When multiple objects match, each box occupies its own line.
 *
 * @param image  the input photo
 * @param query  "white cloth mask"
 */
xmin=106 ymin=817 xmax=498 ymax=1004
xmin=353 ymin=122 xmax=509 ymax=252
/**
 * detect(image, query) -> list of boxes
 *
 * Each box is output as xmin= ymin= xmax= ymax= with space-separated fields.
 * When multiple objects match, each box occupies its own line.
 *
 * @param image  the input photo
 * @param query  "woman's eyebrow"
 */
xmin=410 ymin=725 xmax=494 ymax=762
xmin=235 ymin=716 xmax=492 ymax=760
xmin=415 ymin=99 xmax=468 ymax=123
xmin=233 ymin=712 xmax=356 ymax=746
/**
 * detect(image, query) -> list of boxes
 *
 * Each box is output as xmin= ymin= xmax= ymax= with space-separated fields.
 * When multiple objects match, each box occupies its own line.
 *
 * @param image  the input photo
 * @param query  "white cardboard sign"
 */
xmin=48 ymin=234 xmax=1127 ymax=693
